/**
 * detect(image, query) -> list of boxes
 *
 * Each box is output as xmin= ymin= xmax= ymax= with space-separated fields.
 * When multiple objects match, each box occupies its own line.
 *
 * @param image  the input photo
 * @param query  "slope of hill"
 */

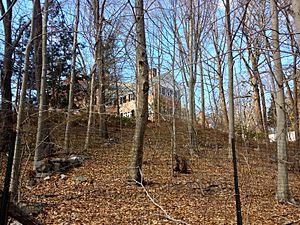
xmin=7 ymin=116 xmax=300 ymax=224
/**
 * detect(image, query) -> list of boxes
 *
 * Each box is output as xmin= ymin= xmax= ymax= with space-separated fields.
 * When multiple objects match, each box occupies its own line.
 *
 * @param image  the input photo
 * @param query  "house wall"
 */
xmin=105 ymin=69 xmax=182 ymax=121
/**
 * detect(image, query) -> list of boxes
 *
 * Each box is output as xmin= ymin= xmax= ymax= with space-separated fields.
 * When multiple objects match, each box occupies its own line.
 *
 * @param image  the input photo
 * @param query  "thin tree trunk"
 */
xmin=10 ymin=0 xmax=37 ymax=201
xmin=292 ymin=0 xmax=300 ymax=148
xmin=293 ymin=0 xmax=300 ymax=47
xmin=292 ymin=54 xmax=299 ymax=148
xmin=199 ymin=50 xmax=205 ymax=128
xmin=33 ymin=0 xmax=42 ymax=99
xmin=264 ymin=33 xmax=277 ymax=101
xmin=0 ymin=0 xmax=14 ymax=153
xmin=64 ymin=0 xmax=80 ymax=153
xmin=188 ymin=0 xmax=196 ymax=154
xmin=171 ymin=5 xmax=177 ymax=174
xmin=257 ymin=73 xmax=268 ymax=138
xmin=250 ymin=55 xmax=264 ymax=133
xmin=130 ymin=0 xmax=149 ymax=183
xmin=271 ymin=0 xmax=293 ymax=203
xmin=84 ymin=66 xmax=96 ymax=150
xmin=95 ymin=0 xmax=108 ymax=139
xmin=212 ymin=29 xmax=228 ymax=129
xmin=225 ymin=0 xmax=235 ymax=160
xmin=225 ymin=0 xmax=243 ymax=223
xmin=34 ymin=0 xmax=49 ymax=171
xmin=157 ymin=34 xmax=162 ymax=125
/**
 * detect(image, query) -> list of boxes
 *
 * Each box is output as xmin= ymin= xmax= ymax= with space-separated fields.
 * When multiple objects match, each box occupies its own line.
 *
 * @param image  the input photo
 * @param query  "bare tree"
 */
xmin=0 ymin=0 xmax=14 ymax=153
xmin=271 ymin=0 xmax=293 ymax=203
xmin=10 ymin=0 xmax=39 ymax=201
xmin=225 ymin=0 xmax=235 ymax=160
xmin=130 ymin=0 xmax=149 ymax=183
xmin=212 ymin=21 xmax=229 ymax=129
xmin=225 ymin=0 xmax=242 ymax=223
xmin=33 ymin=0 xmax=42 ymax=99
xmin=94 ymin=0 xmax=108 ymax=139
xmin=199 ymin=49 xmax=205 ymax=128
xmin=64 ymin=0 xmax=80 ymax=153
xmin=187 ymin=0 xmax=197 ymax=154
xmin=292 ymin=0 xmax=300 ymax=148
xmin=34 ymin=0 xmax=49 ymax=171
xmin=84 ymin=65 xmax=96 ymax=150
xmin=293 ymin=0 xmax=300 ymax=45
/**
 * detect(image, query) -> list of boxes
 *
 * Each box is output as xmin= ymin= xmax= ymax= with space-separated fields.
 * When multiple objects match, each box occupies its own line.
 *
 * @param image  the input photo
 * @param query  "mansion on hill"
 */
xmin=104 ymin=69 xmax=182 ymax=121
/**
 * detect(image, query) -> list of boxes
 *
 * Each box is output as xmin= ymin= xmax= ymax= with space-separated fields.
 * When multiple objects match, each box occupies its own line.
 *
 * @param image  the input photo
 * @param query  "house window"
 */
xmin=160 ymin=87 xmax=166 ymax=96
xmin=120 ymin=96 xmax=127 ymax=104
xmin=129 ymin=94 xmax=135 ymax=101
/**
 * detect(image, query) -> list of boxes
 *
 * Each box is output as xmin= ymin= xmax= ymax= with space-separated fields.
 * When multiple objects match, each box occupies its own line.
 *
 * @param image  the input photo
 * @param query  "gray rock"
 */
xmin=60 ymin=174 xmax=68 ymax=180
xmin=72 ymin=175 xmax=87 ymax=183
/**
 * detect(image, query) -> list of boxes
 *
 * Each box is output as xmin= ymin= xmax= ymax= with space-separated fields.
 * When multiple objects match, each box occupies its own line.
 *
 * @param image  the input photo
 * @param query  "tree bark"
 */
xmin=84 ymin=66 xmax=96 ymax=150
xmin=34 ymin=0 xmax=49 ymax=171
xmin=64 ymin=0 xmax=80 ymax=152
xmin=94 ymin=0 xmax=108 ymax=139
xmin=0 ymin=193 xmax=44 ymax=225
xmin=10 ymin=0 xmax=38 ymax=201
xmin=225 ymin=0 xmax=243 ymax=223
xmin=292 ymin=0 xmax=300 ymax=148
xmin=271 ymin=0 xmax=293 ymax=203
xmin=188 ymin=0 xmax=196 ymax=154
xmin=249 ymin=53 xmax=264 ymax=133
xmin=33 ymin=0 xmax=42 ymax=99
xmin=225 ymin=0 xmax=235 ymax=160
xmin=0 ymin=0 xmax=14 ymax=153
xmin=293 ymin=0 xmax=300 ymax=48
xmin=199 ymin=50 xmax=205 ymax=128
xmin=212 ymin=26 xmax=228 ymax=129
xmin=171 ymin=5 xmax=177 ymax=174
xmin=130 ymin=0 xmax=149 ymax=183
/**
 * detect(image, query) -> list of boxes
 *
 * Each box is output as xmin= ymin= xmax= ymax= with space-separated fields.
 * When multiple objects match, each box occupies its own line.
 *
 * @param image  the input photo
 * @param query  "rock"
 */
xmin=18 ymin=202 xmax=45 ymax=216
xmin=103 ymin=142 xmax=111 ymax=148
xmin=9 ymin=220 xmax=22 ymax=225
xmin=60 ymin=174 xmax=68 ymax=180
xmin=72 ymin=175 xmax=87 ymax=183
xmin=68 ymin=155 xmax=89 ymax=164
xmin=36 ymin=172 xmax=51 ymax=178
xmin=43 ymin=176 xmax=50 ymax=181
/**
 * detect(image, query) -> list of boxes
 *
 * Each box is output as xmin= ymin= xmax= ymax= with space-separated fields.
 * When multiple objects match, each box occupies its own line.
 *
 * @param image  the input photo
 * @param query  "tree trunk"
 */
xmin=188 ymin=0 xmax=196 ymax=154
xmin=257 ymin=74 xmax=268 ymax=138
xmin=225 ymin=0 xmax=243 ymax=223
xmin=212 ymin=27 xmax=228 ymax=129
xmin=249 ymin=54 xmax=264 ymax=133
xmin=292 ymin=55 xmax=299 ymax=149
xmin=292 ymin=0 xmax=300 ymax=148
xmin=199 ymin=50 xmax=205 ymax=128
xmin=130 ymin=0 xmax=149 ymax=184
xmin=225 ymin=0 xmax=235 ymax=160
xmin=33 ymin=0 xmax=42 ymax=99
xmin=271 ymin=0 xmax=293 ymax=203
xmin=10 ymin=0 xmax=38 ymax=201
xmin=171 ymin=7 xmax=177 ymax=174
xmin=293 ymin=0 xmax=300 ymax=47
xmin=64 ymin=0 xmax=80 ymax=152
xmin=34 ymin=0 xmax=49 ymax=171
xmin=0 ymin=0 xmax=14 ymax=153
xmin=94 ymin=0 xmax=108 ymax=139
xmin=84 ymin=66 xmax=96 ymax=151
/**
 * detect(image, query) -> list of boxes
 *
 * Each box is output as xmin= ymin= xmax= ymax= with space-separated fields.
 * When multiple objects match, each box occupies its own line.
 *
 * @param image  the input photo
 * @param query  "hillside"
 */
xmin=6 ymin=116 xmax=300 ymax=224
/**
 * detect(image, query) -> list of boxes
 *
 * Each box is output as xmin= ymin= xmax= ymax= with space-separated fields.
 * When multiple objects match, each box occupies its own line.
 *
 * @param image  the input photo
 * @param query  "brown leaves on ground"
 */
xmin=19 ymin=122 xmax=300 ymax=224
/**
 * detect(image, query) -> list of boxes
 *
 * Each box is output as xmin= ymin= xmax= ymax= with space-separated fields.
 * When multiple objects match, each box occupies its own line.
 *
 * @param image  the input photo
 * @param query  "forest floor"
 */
xmin=9 ymin=118 xmax=300 ymax=224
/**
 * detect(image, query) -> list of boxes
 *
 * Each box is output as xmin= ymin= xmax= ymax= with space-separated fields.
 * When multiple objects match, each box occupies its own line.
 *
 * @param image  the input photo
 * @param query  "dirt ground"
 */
xmin=13 ymin=121 xmax=300 ymax=224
